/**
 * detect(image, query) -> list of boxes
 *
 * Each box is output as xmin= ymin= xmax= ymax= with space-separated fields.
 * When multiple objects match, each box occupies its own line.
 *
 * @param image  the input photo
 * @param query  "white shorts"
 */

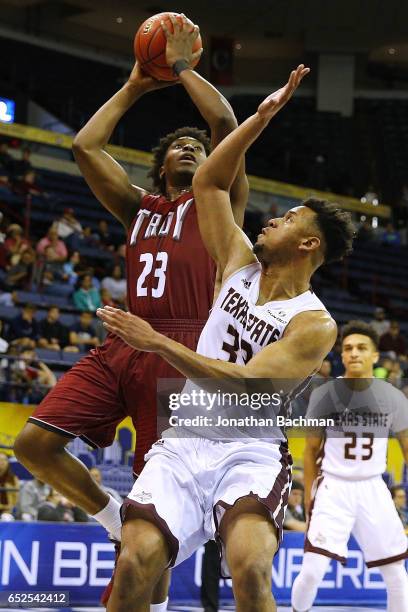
xmin=123 ymin=437 xmax=292 ymax=575
xmin=306 ymin=473 xmax=408 ymax=567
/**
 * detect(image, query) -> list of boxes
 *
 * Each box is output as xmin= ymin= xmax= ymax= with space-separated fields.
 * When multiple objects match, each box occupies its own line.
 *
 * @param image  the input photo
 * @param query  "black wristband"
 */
xmin=172 ymin=59 xmax=190 ymax=77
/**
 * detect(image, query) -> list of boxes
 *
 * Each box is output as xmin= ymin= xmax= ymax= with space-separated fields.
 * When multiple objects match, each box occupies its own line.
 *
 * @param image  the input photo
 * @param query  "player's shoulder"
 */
xmin=309 ymin=378 xmax=336 ymax=402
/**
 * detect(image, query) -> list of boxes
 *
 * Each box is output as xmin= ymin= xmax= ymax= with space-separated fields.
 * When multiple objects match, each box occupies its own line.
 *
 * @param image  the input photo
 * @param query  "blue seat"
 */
xmin=36 ymin=348 xmax=63 ymax=362
xmin=0 ymin=306 xmax=19 ymax=321
xmin=43 ymin=283 xmax=73 ymax=298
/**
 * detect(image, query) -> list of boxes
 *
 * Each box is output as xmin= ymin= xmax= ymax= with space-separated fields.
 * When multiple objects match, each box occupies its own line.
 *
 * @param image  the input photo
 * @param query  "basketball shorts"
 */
xmin=306 ymin=473 xmax=408 ymax=567
xmin=122 ymin=437 xmax=292 ymax=576
xmin=28 ymin=320 xmax=204 ymax=475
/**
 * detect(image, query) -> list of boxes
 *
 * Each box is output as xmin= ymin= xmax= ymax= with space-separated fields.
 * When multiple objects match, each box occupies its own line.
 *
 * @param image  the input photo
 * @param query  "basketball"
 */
xmin=134 ymin=12 xmax=202 ymax=81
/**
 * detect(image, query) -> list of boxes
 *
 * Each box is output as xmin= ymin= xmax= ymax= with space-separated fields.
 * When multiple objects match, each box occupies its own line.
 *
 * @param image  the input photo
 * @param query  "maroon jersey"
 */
xmin=126 ymin=191 xmax=216 ymax=319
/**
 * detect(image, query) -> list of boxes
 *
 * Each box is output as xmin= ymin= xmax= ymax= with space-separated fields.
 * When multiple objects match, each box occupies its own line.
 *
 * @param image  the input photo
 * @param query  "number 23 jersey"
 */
xmin=306 ymin=378 xmax=408 ymax=479
xmin=126 ymin=192 xmax=216 ymax=319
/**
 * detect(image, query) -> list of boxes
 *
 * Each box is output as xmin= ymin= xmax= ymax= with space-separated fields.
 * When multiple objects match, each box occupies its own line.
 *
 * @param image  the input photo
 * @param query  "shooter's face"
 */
xmin=161 ymin=138 xmax=207 ymax=185
xmin=253 ymin=206 xmax=321 ymax=263
xmin=341 ymin=334 xmax=379 ymax=377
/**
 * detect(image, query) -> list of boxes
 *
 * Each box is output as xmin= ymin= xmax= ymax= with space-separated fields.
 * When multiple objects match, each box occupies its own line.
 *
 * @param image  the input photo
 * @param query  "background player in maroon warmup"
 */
xmin=14 ymin=17 xmax=248 ymax=609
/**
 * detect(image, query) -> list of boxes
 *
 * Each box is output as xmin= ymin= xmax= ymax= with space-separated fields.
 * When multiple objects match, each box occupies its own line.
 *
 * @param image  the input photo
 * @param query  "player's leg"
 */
xmin=107 ymin=506 xmax=170 ymax=612
xmin=291 ymin=475 xmax=353 ymax=610
xmin=379 ymin=561 xmax=408 ymax=612
xmin=291 ymin=552 xmax=331 ymax=612
xmin=220 ymin=496 xmax=278 ymax=612
xmin=150 ymin=571 xmax=170 ymax=611
xmin=110 ymin=436 xmax=206 ymax=611
xmin=14 ymin=345 xmax=126 ymax=539
xmin=14 ymin=423 xmax=123 ymax=540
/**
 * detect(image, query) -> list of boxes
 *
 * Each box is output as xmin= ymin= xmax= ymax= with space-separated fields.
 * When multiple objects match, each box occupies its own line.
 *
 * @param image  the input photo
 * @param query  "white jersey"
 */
xmin=168 ymin=262 xmax=328 ymax=441
xmin=306 ymin=378 xmax=408 ymax=479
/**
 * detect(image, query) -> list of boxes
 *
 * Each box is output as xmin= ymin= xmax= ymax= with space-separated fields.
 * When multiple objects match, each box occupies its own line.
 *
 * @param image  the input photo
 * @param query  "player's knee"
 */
xmin=14 ymin=425 xmax=64 ymax=469
xmin=231 ymin=555 xmax=272 ymax=605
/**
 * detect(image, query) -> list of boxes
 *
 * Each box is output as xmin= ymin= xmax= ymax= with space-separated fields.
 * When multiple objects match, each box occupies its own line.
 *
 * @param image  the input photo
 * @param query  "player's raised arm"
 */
xmin=192 ymin=65 xmax=310 ymax=277
xmin=161 ymin=14 xmax=248 ymax=227
xmin=72 ymin=65 xmax=173 ymax=228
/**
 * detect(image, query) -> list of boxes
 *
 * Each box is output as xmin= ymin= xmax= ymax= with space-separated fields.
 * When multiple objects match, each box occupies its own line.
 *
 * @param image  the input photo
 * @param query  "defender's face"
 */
xmin=161 ymin=137 xmax=207 ymax=183
xmin=341 ymin=334 xmax=379 ymax=377
xmin=254 ymin=206 xmax=320 ymax=261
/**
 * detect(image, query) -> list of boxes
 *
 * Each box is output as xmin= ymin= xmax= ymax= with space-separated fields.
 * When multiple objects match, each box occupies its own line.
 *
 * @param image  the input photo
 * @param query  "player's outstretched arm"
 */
xmin=97 ymin=308 xmax=336 ymax=391
xmin=192 ymin=65 xmax=310 ymax=278
xmin=162 ymin=14 xmax=248 ymax=227
xmin=72 ymin=64 xmax=173 ymax=228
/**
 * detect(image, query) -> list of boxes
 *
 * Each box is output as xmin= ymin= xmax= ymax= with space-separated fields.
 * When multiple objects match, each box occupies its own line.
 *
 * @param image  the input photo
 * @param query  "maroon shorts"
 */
xmin=29 ymin=319 xmax=205 ymax=475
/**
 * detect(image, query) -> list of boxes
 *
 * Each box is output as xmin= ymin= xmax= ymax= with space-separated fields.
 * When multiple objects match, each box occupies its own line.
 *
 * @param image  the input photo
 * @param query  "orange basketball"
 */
xmin=134 ymin=12 xmax=202 ymax=81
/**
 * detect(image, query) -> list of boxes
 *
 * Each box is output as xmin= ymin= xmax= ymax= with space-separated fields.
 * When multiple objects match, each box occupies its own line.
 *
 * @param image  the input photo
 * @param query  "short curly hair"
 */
xmin=147 ymin=127 xmax=211 ymax=194
xmin=341 ymin=320 xmax=379 ymax=349
xmin=303 ymin=197 xmax=355 ymax=264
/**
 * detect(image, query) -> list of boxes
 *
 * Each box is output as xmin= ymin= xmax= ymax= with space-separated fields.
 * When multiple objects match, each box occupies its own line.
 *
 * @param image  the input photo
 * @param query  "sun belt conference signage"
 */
xmin=0 ymin=522 xmax=404 ymax=605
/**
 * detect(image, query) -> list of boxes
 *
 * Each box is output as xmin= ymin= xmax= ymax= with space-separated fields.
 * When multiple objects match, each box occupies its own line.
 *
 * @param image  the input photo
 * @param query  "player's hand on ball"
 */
xmin=96 ymin=306 xmax=160 ymax=352
xmin=127 ymin=61 xmax=177 ymax=92
xmin=161 ymin=13 xmax=203 ymax=68
xmin=257 ymin=64 xmax=310 ymax=120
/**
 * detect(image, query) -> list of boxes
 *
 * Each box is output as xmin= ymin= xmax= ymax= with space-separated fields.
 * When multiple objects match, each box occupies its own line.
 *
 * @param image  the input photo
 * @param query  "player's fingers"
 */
xmin=160 ymin=20 xmax=170 ymax=38
xmin=169 ymin=13 xmax=179 ymax=33
xmin=192 ymin=24 xmax=200 ymax=40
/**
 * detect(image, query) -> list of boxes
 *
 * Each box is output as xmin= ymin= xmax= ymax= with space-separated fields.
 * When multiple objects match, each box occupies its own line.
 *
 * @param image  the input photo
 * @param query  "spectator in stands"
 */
xmin=0 ymin=141 xmax=13 ymax=173
xmin=73 ymin=274 xmax=101 ymax=312
xmin=4 ymin=224 xmax=30 ymax=266
xmin=380 ymin=321 xmax=407 ymax=361
xmin=89 ymin=468 xmax=122 ymax=504
xmin=38 ymin=306 xmax=78 ymax=352
xmin=391 ymin=485 xmax=408 ymax=529
xmin=17 ymin=478 xmax=51 ymax=520
xmin=10 ymin=348 xmax=56 ymax=403
xmin=387 ymin=360 xmax=404 ymax=389
xmin=0 ymin=320 xmax=8 ymax=354
xmin=370 ymin=307 xmax=390 ymax=337
xmin=7 ymin=303 xmax=38 ymax=348
xmin=69 ymin=311 xmax=100 ymax=350
xmin=37 ymin=489 xmax=88 ymax=523
xmin=13 ymin=170 xmax=44 ymax=197
xmin=4 ymin=249 xmax=35 ymax=290
xmin=94 ymin=220 xmax=116 ymax=250
xmin=36 ymin=227 xmax=68 ymax=261
xmin=374 ymin=356 xmax=395 ymax=380
xmin=62 ymin=251 xmax=80 ymax=285
xmin=283 ymin=481 xmax=306 ymax=532
xmin=53 ymin=208 xmax=83 ymax=251
xmin=381 ymin=223 xmax=401 ymax=247
xmin=101 ymin=265 xmax=126 ymax=306
xmin=12 ymin=147 xmax=33 ymax=179
xmin=0 ymin=452 xmax=19 ymax=520
xmin=356 ymin=219 xmax=376 ymax=244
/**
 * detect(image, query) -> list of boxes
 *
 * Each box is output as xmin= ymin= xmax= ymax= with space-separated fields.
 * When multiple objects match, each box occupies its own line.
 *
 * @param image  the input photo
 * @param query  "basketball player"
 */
xmin=291 ymin=320 xmax=408 ymax=612
xmin=96 ymin=65 xmax=355 ymax=612
xmin=13 ymin=17 xmax=248 ymax=612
